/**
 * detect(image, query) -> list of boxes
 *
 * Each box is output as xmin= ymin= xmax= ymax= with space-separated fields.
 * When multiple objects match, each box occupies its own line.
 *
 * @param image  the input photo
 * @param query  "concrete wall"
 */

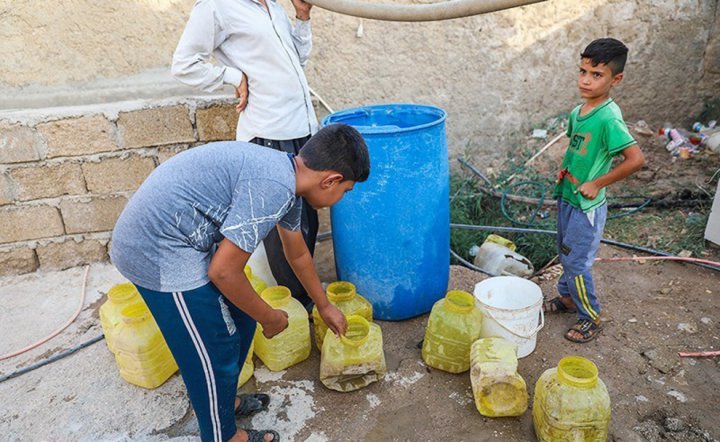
xmin=1 ymin=0 xmax=719 ymax=276
xmin=2 ymin=0 xmax=719 ymax=155
xmin=0 ymin=99 xmax=241 ymax=275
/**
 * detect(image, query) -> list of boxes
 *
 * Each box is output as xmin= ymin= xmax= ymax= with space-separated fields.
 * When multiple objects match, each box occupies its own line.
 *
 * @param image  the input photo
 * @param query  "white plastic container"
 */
xmin=474 ymin=276 xmax=544 ymax=358
xmin=473 ymin=236 xmax=534 ymax=277
xmin=246 ymin=242 xmax=277 ymax=287
xmin=706 ymin=131 xmax=720 ymax=153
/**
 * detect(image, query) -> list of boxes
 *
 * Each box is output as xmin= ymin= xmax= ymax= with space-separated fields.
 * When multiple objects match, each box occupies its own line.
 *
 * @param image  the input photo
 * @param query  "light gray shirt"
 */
xmin=171 ymin=0 xmax=318 ymax=141
xmin=110 ymin=142 xmax=301 ymax=292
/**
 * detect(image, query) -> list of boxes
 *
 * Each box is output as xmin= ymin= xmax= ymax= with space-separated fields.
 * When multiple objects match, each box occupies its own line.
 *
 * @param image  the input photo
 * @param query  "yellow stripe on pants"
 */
xmin=576 ymin=275 xmax=598 ymax=319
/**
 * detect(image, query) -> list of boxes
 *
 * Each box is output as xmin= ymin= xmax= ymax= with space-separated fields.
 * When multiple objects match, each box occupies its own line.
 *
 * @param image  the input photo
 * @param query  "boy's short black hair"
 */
xmin=581 ymin=38 xmax=628 ymax=75
xmin=299 ymin=123 xmax=370 ymax=182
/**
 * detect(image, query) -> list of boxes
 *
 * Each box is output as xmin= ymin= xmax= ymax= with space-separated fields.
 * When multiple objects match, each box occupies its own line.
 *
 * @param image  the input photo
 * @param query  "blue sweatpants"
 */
xmin=137 ymin=282 xmax=256 ymax=442
xmin=556 ymin=200 xmax=607 ymax=321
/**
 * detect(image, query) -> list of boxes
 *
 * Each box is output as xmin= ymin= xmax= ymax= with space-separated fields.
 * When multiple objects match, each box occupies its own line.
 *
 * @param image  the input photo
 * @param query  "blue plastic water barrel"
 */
xmin=322 ymin=104 xmax=449 ymax=320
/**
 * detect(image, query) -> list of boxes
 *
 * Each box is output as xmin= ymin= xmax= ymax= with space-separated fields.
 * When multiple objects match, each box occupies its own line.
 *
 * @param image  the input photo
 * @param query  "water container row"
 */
xmin=420 ymin=286 xmax=610 ymax=440
xmin=99 ymin=283 xmax=178 ymax=389
xmin=102 ymin=266 xmax=267 ymax=390
xmin=253 ymin=280 xmax=386 ymax=393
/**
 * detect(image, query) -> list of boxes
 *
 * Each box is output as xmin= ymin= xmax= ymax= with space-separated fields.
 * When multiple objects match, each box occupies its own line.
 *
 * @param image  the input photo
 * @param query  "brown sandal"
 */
xmin=564 ymin=319 xmax=604 ymax=343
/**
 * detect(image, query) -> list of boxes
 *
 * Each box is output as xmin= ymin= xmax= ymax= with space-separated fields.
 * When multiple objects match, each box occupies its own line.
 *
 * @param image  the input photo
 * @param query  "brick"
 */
xmin=7 ymin=163 xmax=86 ymax=201
xmin=157 ymin=145 xmax=191 ymax=163
xmin=196 ymin=105 xmax=238 ymax=141
xmin=0 ymin=122 xmax=44 ymax=163
xmin=37 ymin=115 xmax=118 ymax=158
xmin=118 ymin=105 xmax=195 ymax=149
xmin=82 ymin=155 xmax=155 ymax=193
xmin=0 ymin=247 xmax=39 ymax=276
xmin=36 ymin=238 xmax=108 ymax=271
xmin=59 ymin=195 xmax=128 ymax=234
xmin=0 ymin=173 xmax=14 ymax=205
xmin=0 ymin=205 xmax=65 ymax=243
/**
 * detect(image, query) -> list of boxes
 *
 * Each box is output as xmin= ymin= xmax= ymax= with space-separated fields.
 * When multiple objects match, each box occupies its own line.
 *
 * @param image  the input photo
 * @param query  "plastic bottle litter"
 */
xmin=706 ymin=131 xmax=720 ymax=153
xmin=422 ymin=290 xmax=483 ymax=373
xmin=659 ymin=127 xmax=696 ymax=158
xmin=112 ymin=303 xmax=179 ymax=389
xmin=692 ymin=120 xmax=717 ymax=133
xmin=312 ymin=281 xmax=373 ymax=351
xmin=254 ymin=286 xmax=311 ymax=371
xmin=688 ymin=132 xmax=708 ymax=147
xmin=470 ymin=338 xmax=528 ymax=417
xmin=473 ymin=234 xmax=534 ymax=277
xmin=532 ymin=129 xmax=548 ymax=139
xmin=533 ymin=356 xmax=611 ymax=442
xmin=663 ymin=128 xmax=689 ymax=150
xmin=319 ymin=315 xmax=386 ymax=392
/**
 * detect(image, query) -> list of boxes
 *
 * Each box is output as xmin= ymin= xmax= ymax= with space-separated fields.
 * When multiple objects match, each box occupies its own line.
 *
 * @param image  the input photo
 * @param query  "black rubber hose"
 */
xmin=450 ymin=223 xmax=720 ymax=272
xmin=319 ymin=226 xmax=720 ymax=272
xmin=0 ymin=334 xmax=104 ymax=384
xmin=450 ymin=249 xmax=492 ymax=275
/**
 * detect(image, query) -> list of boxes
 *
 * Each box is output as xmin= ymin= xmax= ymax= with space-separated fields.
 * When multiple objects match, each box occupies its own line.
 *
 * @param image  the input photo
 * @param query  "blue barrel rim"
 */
xmin=321 ymin=103 xmax=447 ymax=136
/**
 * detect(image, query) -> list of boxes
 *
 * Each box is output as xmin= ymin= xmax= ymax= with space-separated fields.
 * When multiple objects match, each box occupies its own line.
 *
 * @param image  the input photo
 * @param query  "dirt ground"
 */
xmin=525 ymin=122 xmax=719 ymax=200
xmin=1 ymin=128 xmax=719 ymax=440
xmin=470 ymin=121 xmax=720 ymax=277
xmin=1 ymin=231 xmax=718 ymax=441
xmin=316 ymin=236 xmax=720 ymax=442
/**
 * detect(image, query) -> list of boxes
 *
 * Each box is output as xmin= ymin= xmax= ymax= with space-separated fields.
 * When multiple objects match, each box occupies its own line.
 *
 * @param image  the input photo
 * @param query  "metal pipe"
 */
xmin=304 ymin=0 xmax=546 ymax=22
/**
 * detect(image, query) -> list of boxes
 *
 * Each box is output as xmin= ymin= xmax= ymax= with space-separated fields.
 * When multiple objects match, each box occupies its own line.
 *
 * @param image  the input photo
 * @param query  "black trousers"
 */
xmin=249 ymin=136 xmax=318 ymax=307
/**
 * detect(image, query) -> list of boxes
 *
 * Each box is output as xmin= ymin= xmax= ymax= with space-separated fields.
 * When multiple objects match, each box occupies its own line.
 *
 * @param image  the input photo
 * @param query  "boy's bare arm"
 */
xmin=277 ymin=226 xmax=348 ymax=336
xmin=208 ymin=238 xmax=289 ymax=338
xmin=577 ymin=145 xmax=645 ymax=200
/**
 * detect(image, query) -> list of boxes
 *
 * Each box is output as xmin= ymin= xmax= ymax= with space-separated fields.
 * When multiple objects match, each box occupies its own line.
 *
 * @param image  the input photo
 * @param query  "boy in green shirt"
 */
xmin=547 ymin=38 xmax=646 ymax=343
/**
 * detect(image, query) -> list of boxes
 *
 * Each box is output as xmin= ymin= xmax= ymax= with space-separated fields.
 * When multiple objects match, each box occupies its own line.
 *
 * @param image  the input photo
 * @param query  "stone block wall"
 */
xmin=3 ymin=1 xmax=719 ymax=159
xmin=0 ymin=98 xmax=241 ymax=276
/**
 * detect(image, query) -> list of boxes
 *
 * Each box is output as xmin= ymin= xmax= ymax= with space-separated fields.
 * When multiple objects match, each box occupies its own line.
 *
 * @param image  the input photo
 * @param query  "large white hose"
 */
xmin=304 ymin=0 xmax=547 ymax=22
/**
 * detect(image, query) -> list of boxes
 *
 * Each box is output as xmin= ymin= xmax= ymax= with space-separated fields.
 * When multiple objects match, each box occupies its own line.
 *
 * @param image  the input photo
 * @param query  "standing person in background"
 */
xmin=172 ymin=0 xmax=320 ymax=308
xmin=545 ymin=38 xmax=645 ymax=343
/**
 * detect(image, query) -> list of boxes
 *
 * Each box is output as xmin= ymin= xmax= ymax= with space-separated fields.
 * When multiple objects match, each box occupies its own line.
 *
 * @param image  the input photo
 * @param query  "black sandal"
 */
xmin=564 ymin=318 xmax=604 ymax=343
xmin=235 ymin=393 xmax=270 ymax=417
xmin=544 ymin=297 xmax=576 ymax=314
xmin=242 ymin=429 xmax=280 ymax=442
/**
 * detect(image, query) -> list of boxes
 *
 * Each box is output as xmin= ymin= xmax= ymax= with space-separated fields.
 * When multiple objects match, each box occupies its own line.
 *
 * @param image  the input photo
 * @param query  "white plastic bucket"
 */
xmin=473 ymin=276 xmax=544 ymax=358
xmin=247 ymin=242 xmax=277 ymax=287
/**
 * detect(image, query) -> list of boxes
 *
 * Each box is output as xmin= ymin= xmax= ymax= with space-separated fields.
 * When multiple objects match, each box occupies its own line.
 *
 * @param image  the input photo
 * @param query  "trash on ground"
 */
xmin=632 ymin=120 xmax=654 ymax=137
xmin=473 ymin=235 xmax=534 ymax=277
xmin=677 ymin=350 xmax=720 ymax=358
xmin=532 ymin=128 xmax=548 ymax=139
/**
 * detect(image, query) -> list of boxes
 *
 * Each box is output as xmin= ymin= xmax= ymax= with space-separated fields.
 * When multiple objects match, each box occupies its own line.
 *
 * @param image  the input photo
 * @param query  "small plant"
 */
xmin=696 ymin=96 xmax=720 ymax=124
xmin=450 ymin=172 xmax=558 ymax=270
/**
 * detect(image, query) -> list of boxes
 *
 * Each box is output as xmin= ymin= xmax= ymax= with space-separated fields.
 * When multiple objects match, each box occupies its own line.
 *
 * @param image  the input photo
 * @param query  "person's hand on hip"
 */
xmin=235 ymin=73 xmax=248 ymax=114
xmin=291 ymin=0 xmax=312 ymax=21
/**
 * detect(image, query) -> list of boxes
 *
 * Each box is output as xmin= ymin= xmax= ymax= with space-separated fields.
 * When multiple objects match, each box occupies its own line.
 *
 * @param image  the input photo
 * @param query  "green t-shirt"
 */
xmin=553 ymin=98 xmax=636 ymax=212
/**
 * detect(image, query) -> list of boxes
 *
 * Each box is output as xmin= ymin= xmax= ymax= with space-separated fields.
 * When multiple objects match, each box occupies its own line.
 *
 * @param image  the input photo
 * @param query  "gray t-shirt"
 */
xmin=110 ymin=142 xmax=302 ymax=292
